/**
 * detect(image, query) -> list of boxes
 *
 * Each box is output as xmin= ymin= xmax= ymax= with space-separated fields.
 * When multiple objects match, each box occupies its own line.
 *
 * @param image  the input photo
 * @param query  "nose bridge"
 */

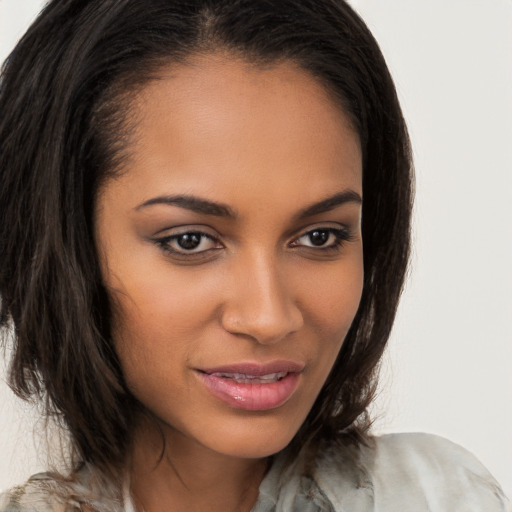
xmin=221 ymin=249 xmax=303 ymax=344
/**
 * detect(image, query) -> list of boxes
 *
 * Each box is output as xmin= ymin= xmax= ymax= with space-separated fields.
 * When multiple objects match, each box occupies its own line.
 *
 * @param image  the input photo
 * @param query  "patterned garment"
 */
xmin=0 ymin=433 xmax=509 ymax=511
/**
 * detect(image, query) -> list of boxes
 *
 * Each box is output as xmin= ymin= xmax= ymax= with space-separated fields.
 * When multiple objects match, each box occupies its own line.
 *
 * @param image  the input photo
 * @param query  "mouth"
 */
xmin=196 ymin=362 xmax=303 ymax=411
xmin=205 ymin=371 xmax=288 ymax=384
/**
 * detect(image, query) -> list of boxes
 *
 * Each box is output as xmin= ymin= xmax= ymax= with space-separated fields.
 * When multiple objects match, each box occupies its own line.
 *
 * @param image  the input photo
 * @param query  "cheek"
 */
xmin=106 ymin=257 xmax=236 ymax=401
xmin=293 ymin=251 xmax=364 ymax=386
xmin=107 ymin=253 xmax=223 ymax=339
xmin=300 ymin=255 xmax=364 ymax=340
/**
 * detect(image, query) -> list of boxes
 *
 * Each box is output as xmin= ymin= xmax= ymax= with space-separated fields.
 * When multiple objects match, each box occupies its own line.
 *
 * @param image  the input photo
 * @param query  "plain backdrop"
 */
xmin=1 ymin=0 xmax=511 ymax=497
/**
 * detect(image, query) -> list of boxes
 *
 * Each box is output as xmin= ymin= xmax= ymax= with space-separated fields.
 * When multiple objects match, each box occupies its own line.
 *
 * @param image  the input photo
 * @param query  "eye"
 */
xmin=155 ymin=231 xmax=220 ymax=255
xmin=291 ymin=227 xmax=351 ymax=251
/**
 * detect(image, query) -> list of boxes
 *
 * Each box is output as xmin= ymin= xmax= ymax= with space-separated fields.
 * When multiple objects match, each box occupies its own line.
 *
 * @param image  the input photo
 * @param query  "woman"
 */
xmin=0 ymin=0 xmax=508 ymax=511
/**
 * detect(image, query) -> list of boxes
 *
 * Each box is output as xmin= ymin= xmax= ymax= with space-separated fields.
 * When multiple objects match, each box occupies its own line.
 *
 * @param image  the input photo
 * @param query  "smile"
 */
xmin=208 ymin=371 xmax=288 ymax=384
xmin=197 ymin=362 xmax=304 ymax=411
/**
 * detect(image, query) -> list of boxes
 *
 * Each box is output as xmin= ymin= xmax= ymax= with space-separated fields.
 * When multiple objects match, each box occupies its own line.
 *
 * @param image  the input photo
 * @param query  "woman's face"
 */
xmin=95 ymin=55 xmax=363 ymax=459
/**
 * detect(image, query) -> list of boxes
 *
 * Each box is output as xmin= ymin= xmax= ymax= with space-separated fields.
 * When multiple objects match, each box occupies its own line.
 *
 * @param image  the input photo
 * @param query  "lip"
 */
xmin=200 ymin=361 xmax=305 ymax=376
xmin=196 ymin=361 xmax=304 ymax=411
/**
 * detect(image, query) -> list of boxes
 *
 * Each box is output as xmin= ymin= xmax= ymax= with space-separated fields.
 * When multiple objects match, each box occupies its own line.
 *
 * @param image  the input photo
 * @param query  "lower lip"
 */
xmin=197 ymin=371 xmax=301 ymax=411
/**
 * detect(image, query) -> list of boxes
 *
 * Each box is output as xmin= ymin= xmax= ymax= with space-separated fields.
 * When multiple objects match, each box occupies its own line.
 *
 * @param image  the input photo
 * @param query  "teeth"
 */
xmin=212 ymin=371 xmax=288 ymax=383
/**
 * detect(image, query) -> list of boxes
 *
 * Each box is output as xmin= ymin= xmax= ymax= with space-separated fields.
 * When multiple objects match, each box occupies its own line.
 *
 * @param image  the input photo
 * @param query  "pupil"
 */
xmin=178 ymin=233 xmax=201 ymax=250
xmin=309 ymin=230 xmax=329 ymax=246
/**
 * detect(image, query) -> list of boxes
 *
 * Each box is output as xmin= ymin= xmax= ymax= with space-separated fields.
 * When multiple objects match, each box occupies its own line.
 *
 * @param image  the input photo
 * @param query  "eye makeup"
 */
xmin=151 ymin=223 xmax=357 ymax=263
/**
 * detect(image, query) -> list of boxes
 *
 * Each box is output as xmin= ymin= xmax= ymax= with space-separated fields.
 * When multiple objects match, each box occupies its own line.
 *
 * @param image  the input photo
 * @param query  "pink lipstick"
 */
xmin=197 ymin=361 xmax=303 ymax=411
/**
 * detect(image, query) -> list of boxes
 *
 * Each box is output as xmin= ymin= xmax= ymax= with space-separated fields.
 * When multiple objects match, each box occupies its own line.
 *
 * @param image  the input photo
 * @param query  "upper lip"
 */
xmin=198 ymin=361 xmax=305 ymax=377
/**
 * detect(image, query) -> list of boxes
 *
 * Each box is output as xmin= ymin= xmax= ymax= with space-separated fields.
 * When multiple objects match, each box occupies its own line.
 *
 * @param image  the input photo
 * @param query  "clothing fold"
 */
xmin=1 ymin=433 xmax=509 ymax=512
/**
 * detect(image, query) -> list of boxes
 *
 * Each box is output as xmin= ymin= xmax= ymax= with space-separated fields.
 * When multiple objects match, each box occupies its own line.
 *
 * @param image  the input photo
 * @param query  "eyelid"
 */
xmin=150 ymin=222 xmax=356 ymax=261
xmin=289 ymin=224 xmax=355 ymax=251
xmin=291 ymin=222 xmax=350 ymax=241
xmin=152 ymin=223 xmax=219 ymax=237
xmin=152 ymin=227 xmax=224 ymax=258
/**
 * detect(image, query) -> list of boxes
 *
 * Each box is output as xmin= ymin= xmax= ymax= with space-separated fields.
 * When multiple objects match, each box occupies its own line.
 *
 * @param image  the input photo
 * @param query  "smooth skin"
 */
xmin=95 ymin=54 xmax=364 ymax=512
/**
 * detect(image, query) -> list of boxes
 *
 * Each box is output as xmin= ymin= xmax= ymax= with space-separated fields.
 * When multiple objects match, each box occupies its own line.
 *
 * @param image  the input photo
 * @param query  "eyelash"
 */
xmin=291 ymin=227 xmax=352 ymax=252
xmin=153 ymin=227 xmax=353 ymax=259
xmin=154 ymin=231 xmax=220 ymax=257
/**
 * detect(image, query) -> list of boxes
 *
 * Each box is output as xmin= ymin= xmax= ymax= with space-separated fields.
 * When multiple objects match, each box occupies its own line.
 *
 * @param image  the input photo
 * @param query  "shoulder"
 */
xmin=369 ymin=433 xmax=508 ymax=509
xmin=0 ymin=467 xmax=124 ymax=512
xmin=312 ymin=432 xmax=509 ymax=512
xmin=0 ymin=473 xmax=70 ymax=512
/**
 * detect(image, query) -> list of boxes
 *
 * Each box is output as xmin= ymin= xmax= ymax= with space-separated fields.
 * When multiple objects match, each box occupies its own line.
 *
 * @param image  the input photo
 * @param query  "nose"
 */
xmin=220 ymin=253 xmax=304 ymax=345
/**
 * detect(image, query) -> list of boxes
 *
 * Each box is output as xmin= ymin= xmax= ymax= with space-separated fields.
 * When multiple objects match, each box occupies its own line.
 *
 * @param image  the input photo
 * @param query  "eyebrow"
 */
xmin=136 ymin=195 xmax=237 ymax=217
xmin=295 ymin=190 xmax=362 ymax=219
xmin=135 ymin=189 xmax=362 ymax=219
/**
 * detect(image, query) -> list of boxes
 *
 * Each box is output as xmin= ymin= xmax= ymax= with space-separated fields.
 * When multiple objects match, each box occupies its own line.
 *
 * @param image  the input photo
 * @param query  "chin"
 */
xmin=193 ymin=412 xmax=305 ymax=460
xmin=208 ymin=435 xmax=294 ymax=460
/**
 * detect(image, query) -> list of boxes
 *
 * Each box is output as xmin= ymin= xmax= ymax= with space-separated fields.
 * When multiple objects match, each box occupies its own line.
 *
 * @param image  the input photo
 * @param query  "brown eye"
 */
xmin=155 ymin=231 xmax=220 ymax=255
xmin=308 ymin=230 xmax=330 ymax=246
xmin=294 ymin=228 xmax=349 ymax=249
xmin=176 ymin=233 xmax=202 ymax=250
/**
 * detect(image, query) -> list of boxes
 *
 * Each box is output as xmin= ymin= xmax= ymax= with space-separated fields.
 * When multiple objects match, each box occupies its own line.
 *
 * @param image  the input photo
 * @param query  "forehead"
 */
xmin=108 ymin=54 xmax=362 ymax=211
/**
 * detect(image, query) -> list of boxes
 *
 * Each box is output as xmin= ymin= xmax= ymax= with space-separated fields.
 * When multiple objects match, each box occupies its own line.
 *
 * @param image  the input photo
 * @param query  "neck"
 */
xmin=128 ymin=419 xmax=270 ymax=512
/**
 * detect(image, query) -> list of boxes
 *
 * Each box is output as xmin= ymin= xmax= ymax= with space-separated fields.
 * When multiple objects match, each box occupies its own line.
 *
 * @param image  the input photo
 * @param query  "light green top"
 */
xmin=1 ymin=433 xmax=509 ymax=511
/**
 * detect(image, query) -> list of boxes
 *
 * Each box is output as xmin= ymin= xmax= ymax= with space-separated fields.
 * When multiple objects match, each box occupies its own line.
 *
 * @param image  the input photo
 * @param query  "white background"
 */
xmin=1 ymin=0 xmax=511 ymax=498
